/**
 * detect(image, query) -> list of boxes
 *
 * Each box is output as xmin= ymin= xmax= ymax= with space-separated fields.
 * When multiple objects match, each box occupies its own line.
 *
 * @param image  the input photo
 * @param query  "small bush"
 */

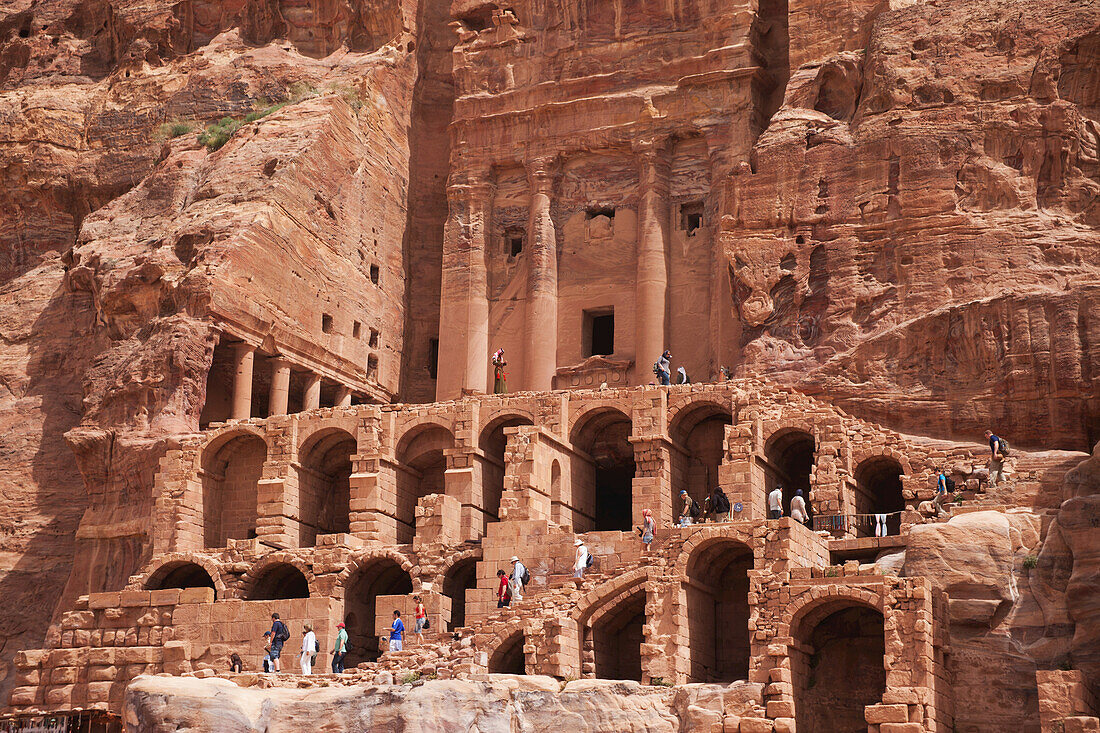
xmin=1023 ymin=554 xmax=1038 ymax=569
xmin=649 ymin=677 xmax=672 ymax=687
xmin=953 ymin=492 xmax=964 ymax=504
xmin=1058 ymin=660 xmax=1073 ymax=671
xmin=154 ymin=120 xmax=194 ymax=141
xmin=198 ymin=117 xmax=242 ymax=151
xmin=400 ymin=671 xmax=421 ymax=685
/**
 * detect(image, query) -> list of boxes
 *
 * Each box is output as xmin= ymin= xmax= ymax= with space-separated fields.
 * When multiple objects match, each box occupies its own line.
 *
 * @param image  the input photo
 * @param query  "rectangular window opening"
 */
xmin=322 ymin=313 xmax=334 ymax=334
xmin=369 ymin=264 xmax=380 ymax=285
xmin=583 ymin=308 xmax=615 ymax=357
xmin=585 ymin=206 xmax=616 ymax=220
xmin=369 ymin=328 xmax=380 ymax=348
xmin=367 ymin=354 xmax=379 ymax=381
xmin=680 ymin=201 xmax=704 ymax=235
xmin=352 ymin=321 xmax=362 ymax=339
xmin=509 ymin=236 xmax=523 ymax=257
xmin=427 ymin=338 xmax=439 ymax=379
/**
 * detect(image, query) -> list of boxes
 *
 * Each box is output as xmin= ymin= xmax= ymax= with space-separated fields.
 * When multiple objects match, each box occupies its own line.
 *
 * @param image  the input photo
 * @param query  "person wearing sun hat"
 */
xmin=509 ymin=555 xmax=526 ymax=601
xmin=331 ymin=621 xmax=348 ymax=674
xmin=572 ymin=538 xmax=590 ymax=580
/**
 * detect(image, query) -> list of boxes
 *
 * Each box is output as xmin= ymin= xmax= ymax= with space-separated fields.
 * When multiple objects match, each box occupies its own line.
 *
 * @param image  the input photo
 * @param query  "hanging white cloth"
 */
xmin=874 ymin=514 xmax=888 ymax=537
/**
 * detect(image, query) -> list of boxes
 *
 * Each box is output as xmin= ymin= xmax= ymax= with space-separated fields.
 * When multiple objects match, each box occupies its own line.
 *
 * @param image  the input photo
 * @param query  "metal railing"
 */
xmin=811 ymin=511 xmax=904 ymax=537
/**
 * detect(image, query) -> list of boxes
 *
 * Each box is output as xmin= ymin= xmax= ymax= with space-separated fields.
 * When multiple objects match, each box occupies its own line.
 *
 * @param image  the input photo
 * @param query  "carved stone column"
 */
xmin=303 ymin=373 xmax=322 ymax=411
xmin=524 ymin=156 xmax=559 ymax=391
xmin=268 ymin=357 xmax=292 ymax=416
xmin=231 ymin=343 xmax=255 ymax=420
xmin=437 ymin=168 xmax=496 ymax=400
xmin=633 ymin=139 xmax=671 ymax=385
xmin=335 ymin=385 xmax=352 ymax=407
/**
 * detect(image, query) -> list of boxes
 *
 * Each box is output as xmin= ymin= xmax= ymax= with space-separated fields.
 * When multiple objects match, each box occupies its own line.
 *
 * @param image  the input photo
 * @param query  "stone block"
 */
xmin=739 ymin=718 xmax=773 ymax=733
xmin=119 ymin=590 xmax=152 ymax=607
xmin=866 ymin=704 xmax=909 ymax=724
xmin=179 ymin=587 xmax=215 ymax=604
xmin=150 ymin=588 xmax=182 ymax=606
xmin=879 ymin=724 xmax=922 ymax=733
xmin=88 ymin=592 xmax=121 ymax=610
xmin=765 ymin=700 xmax=794 ymax=719
xmin=1062 ymin=718 xmax=1100 ymax=733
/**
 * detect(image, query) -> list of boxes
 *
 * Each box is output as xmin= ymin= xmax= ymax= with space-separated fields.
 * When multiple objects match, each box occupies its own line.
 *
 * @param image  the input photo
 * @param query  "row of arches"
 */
xmin=198 ymin=408 xmax=909 ymax=550
xmin=144 ymin=555 xmax=481 ymax=666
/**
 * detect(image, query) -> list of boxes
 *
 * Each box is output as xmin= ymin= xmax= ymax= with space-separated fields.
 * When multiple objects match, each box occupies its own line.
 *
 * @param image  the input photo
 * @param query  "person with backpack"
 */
xmin=679 ymin=489 xmax=700 ymax=527
xmin=509 ymin=556 xmax=528 ymax=601
xmin=390 ymin=610 xmax=405 ymax=652
xmin=261 ymin=631 xmax=273 ymax=673
xmin=268 ymin=613 xmax=290 ymax=672
xmin=984 ymin=430 xmax=1009 ymax=486
xmin=331 ymin=621 xmax=348 ymax=674
xmin=573 ymin=539 xmax=590 ymax=579
xmin=413 ymin=596 xmax=428 ymax=645
xmin=496 ymin=569 xmax=512 ymax=608
xmin=711 ymin=487 xmax=732 ymax=522
xmin=768 ymin=485 xmax=784 ymax=520
xmin=300 ymin=623 xmax=317 ymax=675
xmin=654 ymin=350 xmax=672 ymax=386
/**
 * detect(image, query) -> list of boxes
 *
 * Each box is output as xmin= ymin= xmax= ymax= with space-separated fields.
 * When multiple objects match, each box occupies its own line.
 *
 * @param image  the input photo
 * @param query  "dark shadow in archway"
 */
xmin=249 ymin=564 xmax=309 ymax=600
xmin=344 ymin=559 xmax=413 ymax=665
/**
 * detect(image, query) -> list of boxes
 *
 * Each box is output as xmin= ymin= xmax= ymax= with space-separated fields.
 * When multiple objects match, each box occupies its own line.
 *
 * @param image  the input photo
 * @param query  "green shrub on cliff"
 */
xmin=198 ymin=117 xmax=242 ymax=151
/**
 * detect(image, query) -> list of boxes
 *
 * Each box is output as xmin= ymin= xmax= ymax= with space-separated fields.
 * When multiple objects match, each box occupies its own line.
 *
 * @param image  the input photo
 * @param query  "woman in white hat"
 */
xmin=573 ymin=539 xmax=589 ymax=579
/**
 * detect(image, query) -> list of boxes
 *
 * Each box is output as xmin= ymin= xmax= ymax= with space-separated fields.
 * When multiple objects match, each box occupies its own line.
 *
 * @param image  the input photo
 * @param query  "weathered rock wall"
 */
xmin=724 ymin=0 xmax=1100 ymax=451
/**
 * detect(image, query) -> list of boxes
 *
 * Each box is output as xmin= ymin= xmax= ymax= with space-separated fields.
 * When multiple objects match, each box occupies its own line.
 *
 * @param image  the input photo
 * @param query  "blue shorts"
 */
xmin=270 ymin=639 xmax=284 ymax=659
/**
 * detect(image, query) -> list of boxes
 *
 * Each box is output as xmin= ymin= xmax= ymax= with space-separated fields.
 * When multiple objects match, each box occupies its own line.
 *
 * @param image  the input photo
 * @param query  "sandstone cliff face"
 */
xmin=0 ymin=0 xmax=434 ymax=703
xmin=723 ymin=0 xmax=1100 ymax=452
xmin=122 ymin=675 xmax=766 ymax=732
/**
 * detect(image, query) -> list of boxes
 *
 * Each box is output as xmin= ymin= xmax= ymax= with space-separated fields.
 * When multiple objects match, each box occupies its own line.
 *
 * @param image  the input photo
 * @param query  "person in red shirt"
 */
xmin=413 ymin=596 xmax=427 ymax=645
xmin=496 ymin=569 xmax=511 ymax=608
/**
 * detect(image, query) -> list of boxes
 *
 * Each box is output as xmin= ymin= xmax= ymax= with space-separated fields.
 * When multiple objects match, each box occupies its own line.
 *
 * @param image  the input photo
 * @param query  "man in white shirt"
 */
xmin=768 ymin=486 xmax=784 ymax=520
xmin=509 ymin=556 xmax=526 ymax=601
xmin=573 ymin=539 xmax=589 ymax=579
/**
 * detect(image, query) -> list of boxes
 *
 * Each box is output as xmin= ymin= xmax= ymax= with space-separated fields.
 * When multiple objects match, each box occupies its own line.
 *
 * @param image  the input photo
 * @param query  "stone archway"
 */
xmin=569 ymin=407 xmax=634 ymax=532
xmin=764 ymin=428 xmax=815 ymax=517
xmin=590 ymin=590 xmax=645 ymax=681
xmin=479 ymin=414 xmax=534 ymax=527
xmin=145 ymin=561 xmax=218 ymax=599
xmin=854 ymin=456 xmax=905 ymax=536
xmin=201 ymin=431 xmax=267 ymax=548
xmin=488 ymin=631 xmax=526 ymax=674
xmin=685 ymin=538 xmax=752 ymax=682
xmin=342 ymin=558 xmax=413 ymax=664
xmin=395 ymin=424 xmax=455 ymax=544
xmin=297 ymin=427 xmax=355 ymax=546
xmin=669 ymin=401 xmax=732 ymax=515
xmin=248 ymin=563 xmax=310 ymax=600
xmin=792 ymin=601 xmax=886 ymax=733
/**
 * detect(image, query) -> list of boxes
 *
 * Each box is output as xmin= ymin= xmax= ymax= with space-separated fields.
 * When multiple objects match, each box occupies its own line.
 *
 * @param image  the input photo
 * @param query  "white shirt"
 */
xmin=768 ymin=488 xmax=783 ymax=511
xmin=302 ymin=630 xmax=316 ymax=655
xmin=790 ymin=495 xmax=808 ymax=521
xmin=512 ymin=561 xmax=526 ymax=585
xmin=574 ymin=545 xmax=589 ymax=571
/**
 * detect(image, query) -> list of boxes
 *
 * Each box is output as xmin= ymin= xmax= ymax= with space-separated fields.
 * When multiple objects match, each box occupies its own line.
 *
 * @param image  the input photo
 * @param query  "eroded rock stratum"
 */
xmin=0 ymin=0 xmax=1097 ymax=731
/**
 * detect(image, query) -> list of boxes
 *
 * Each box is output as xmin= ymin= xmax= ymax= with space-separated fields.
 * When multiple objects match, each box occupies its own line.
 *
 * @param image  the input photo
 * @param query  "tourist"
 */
xmin=934 ymin=468 xmax=952 ymax=515
xmin=496 ymin=569 xmax=512 ymax=608
xmin=261 ymin=631 xmax=273 ymax=672
xmin=768 ymin=485 xmax=784 ymax=520
xmin=509 ymin=556 xmax=527 ymax=601
xmin=573 ymin=538 xmax=589 ymax=579
xmin=719 ymin=365 xmax=731 ymax=381
xmin=790 ymin=489 xmax=809 ymax=526
xmin=331 ymin=621 xmax=348 ymax=674
xmin=229 ymin=653 xmax=243 ymax=673
xmin=640 ymin=509 xmax=655 ymax=553
xmin=492 ymin=348 xmax=508 ymax=394
xmin=300 ymin=623 xmax=316 ymax=675
xmin=413 ymin=595 xmax=427 ymax=645
xmin=390 ymin=610 xmax=405 ymax=652
xmin=985 ymin=430 xmax=1008 ymax=486
xmin=268 ymin=613 xmax=290 ymax=672
xmin=711 ymin=486 xmax=732 ymax=522
xmin=656 ymin=350 xmax=672 ymax=386
xmin=678 ymin=489 xmax=699 ymax=527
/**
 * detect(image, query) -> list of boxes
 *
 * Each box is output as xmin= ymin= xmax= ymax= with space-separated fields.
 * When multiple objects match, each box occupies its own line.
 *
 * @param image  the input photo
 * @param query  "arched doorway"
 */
xmin=395 ymin=425 xmax=455 ymax=544
xmin=201 ymin=433 xmax=267 ymax=548
xmin=793 ymin=603 xmax=885 ymax=733
xmin=570 ymin=409 xmax=634 ymax=532
xmin=591 ymin=590 xmax=645 ymax=681
xmin=145 ymin=562 xmax=217 ymax=599
xmin=343 ymin=559 xmax=413 ymax=664
xmin=479 ymin=415 xmax=534 ymax=531
xmin=297 ymin=429 xmax=355 ymax=547
xmin=854 ymin=457 xmax=904 ymax=536
xmin=670 ymin=404 xmax=733 ymax=515
xmin=248 ymin=564 xmax=310 ymax=600
xmin=764 ymin=429 xmax=815 ymax=517
xmin=488 ymin=632 xmax=526 ymax=674
xmin=442 ymin=557 xmax=479 ymax=631
xmin=686 ymin=540 xmax=752 ymax=682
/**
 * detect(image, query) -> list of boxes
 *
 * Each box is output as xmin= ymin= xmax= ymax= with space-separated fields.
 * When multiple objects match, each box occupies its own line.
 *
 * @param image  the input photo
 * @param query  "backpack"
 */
xmin=652 ymin=362 xmax=661 ymax=375
xmin=943 ymin=476 xmax=956 ymax=492
xmin=274 ymin=622 xmax=290 ymax=643
xmin=585 ymin=551 xmax=594 ymax=568
xmin=998 ymin=438 xmax=1009 ymax=456
xmin=714 ymin=491 xmax=731 ymax=513
xmin=521 ymin=567 xmax=531 ymax=586
xmin=688 ymin=498 xmax=701 ymax=518
xmin=314 ymin=638 xmax=320 ymax=653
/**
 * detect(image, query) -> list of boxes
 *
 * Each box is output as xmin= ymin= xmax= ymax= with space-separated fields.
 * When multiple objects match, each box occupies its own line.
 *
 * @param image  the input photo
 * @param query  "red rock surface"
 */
xmin=0 ymin=0 xmax=1096 ymax=725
